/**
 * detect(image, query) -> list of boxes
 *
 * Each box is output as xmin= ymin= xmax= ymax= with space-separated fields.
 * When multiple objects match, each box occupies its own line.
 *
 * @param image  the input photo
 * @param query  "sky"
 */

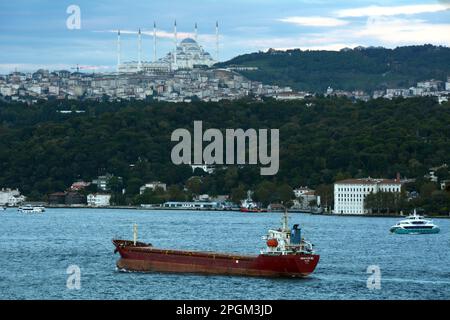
xmin=0 ymin=0 xmax=449 ymax=73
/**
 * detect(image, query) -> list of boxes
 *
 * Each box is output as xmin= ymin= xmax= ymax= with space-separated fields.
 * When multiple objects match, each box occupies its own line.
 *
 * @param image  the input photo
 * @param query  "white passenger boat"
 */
xmin=18 ymin=205 xmax=45 ymax=214
xmin=390 ymin=210 xmax=440 ymax=234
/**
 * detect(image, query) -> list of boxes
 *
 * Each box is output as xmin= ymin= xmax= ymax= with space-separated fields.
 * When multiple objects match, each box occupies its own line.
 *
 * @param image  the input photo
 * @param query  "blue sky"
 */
xmin=0 ymin=0 xmax=449 ymax=73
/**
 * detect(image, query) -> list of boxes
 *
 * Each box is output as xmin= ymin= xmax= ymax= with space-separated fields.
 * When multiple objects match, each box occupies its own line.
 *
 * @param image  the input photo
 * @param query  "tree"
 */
xmin=253 ymin=181 xmax=276 ymax=207
xmin=315 ymin=184 xmax=333 ymax=213
xmin=186 ymin=177 xmax=203 ymax=196
xmin=167 ymin=185 xmax=187 ymax=202
xmin=230 ymin=184 xmax=247 ymax=204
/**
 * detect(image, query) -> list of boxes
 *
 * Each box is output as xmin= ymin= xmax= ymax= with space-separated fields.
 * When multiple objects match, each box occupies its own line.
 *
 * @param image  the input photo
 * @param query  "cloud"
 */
xmin=237 ymin=35 xmax=361 ymax=52
xmin=356 ymin=17 xmax=450 ymax=45
xmin=95 ymin=29 xmax=192 ymax=39
xmin=278 ymin=16 xmax=349 ymax=27
xmin=0 ymin=63 xmax=112 ymax=73
xmin=335 ymin=4 xmax=450 ymax=17
xmin=271 ymin=43 xmax=362 ymax=51
xmin=94 ymin=29 xmax=217 ymax=44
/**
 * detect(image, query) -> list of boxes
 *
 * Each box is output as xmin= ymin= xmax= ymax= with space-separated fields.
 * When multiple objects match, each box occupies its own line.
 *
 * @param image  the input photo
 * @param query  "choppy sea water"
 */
xmin=0 ymin=208 xmax=449 ymax=300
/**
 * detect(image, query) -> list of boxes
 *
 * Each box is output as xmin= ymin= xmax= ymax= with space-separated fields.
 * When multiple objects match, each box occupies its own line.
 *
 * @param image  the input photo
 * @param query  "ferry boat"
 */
xmin=18 ymin=205 xmax=45 ymax=214
xmin=112 ymin=210 xmax=319 ymax=277
xmin=390 ymin=210 xmax=440 ymax=234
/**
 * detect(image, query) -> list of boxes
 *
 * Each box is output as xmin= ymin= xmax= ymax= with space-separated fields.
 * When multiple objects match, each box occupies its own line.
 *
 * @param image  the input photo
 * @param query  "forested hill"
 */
xmin=217 ymin=45 xmax=450 ymax=93
xmin=0 ymin=97 xmax=449 ymax=204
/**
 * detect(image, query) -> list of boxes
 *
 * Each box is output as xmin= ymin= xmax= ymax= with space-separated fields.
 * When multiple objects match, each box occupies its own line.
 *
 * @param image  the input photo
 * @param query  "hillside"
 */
xmin=0 ymin=97 xmax=449 ymax=209
xmin=217 ymin=45 xmax=450 ymax=93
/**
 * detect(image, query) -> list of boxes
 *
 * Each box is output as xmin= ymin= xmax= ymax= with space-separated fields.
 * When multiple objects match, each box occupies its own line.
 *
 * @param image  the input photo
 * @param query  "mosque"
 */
xmin=117 ymin=21 xmax=218 ymax=73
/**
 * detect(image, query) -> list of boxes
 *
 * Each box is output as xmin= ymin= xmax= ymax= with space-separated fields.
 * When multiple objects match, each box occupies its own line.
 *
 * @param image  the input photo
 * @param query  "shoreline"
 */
xmin=4 ymin=205 xmax=449 ymax=218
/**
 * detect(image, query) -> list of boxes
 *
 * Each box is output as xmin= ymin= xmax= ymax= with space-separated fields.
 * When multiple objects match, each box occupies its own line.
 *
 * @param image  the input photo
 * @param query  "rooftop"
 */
xmin=335 ymin=178 xmax=401 ymax=185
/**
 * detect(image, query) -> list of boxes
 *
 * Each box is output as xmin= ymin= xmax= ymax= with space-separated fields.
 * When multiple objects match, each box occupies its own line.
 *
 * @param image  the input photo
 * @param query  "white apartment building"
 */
xmin=333 ymin=178 xmax=401 ymax=215
xmin=87 ymin=194 xmax=111 ymax=207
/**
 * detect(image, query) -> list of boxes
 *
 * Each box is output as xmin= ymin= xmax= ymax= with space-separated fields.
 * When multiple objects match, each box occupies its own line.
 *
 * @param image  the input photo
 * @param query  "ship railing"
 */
xmin=287 ymin=241 xmax=314 ymax=254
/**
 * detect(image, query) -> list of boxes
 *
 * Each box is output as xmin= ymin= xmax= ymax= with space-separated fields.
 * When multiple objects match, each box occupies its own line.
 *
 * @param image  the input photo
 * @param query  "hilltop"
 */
xmin=218 ymin=45 xmax=450 ymax=93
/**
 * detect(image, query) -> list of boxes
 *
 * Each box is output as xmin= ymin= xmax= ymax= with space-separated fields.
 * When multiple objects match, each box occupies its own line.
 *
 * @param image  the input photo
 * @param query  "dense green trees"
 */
xmin=0 ymin=96 xmax=449 ymax=213
xmin=218 ymin=45 xmax=450 ymax=92
xmin=364 ymin=191 xmax=406 ymax=215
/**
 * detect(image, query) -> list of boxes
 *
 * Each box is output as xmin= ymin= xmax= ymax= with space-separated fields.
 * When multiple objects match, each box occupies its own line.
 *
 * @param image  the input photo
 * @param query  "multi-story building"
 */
xmin=333 ymin=178 xmax=401 ymax=215
xmin=87 ymin=193 xmax=111 ymax=207
xmin=0 ymin=188 xmax=26 ymax=206
xmin=92 ymin=174 xmax=122 ymax=191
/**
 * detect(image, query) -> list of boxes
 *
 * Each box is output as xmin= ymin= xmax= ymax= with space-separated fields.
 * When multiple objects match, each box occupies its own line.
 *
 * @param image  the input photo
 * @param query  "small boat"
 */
xmin=113 ymin=209 xmax=320 ymax=277
xmin=240 ymin=198 xmax=267 ymax=212
xmin=390 ymin=210 xmax=440 ymax=234
xmin=0 ymin=206 xmax=6 ymax=211
xmin=18 ymin=205 xmax=45 ymax=214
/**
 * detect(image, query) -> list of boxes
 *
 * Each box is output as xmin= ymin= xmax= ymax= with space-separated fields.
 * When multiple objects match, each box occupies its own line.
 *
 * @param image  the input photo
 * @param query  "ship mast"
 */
xmin=133 ymin=223 xmax=138 ymax=246
xmin=282 ymin=206 xmax=289 ymax=232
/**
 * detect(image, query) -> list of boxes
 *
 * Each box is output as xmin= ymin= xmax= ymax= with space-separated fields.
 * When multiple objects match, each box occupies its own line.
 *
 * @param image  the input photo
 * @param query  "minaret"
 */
xmin=215 ymin=21 xmax=219 ymax=61
xmin=153 ymin=21 xmax=157 ymax=62
xmin=138 ymin=28 xmax=142 ymax=71
xmin=194 ymin=22 xmax=198 ymax=42
xmin=173 ymin=20 xmax=177 ymax=69
xmin=117 ymin=30 xmax=121 ymax=72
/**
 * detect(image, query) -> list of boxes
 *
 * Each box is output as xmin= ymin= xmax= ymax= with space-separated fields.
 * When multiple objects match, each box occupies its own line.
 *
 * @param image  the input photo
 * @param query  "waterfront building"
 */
xmin=162 ymin=201 xmax=219 ymax=209
xmin=48 ymin=192 xmax=66 ymax=205
xmin=65 ymin=192 xmax=87 ymax=205
xmin=0 ymin=188 xmax=26 ymax=206
xmin=87 ymin=193 xmax=111 ymax=207
xmin=139 ymin=181 xmax=167 ymax=194
xmin=333 ymin=178 xmax=401 ymax=215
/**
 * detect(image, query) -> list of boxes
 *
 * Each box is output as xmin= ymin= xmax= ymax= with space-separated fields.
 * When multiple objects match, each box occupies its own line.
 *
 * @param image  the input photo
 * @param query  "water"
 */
xmin=0 ymin=208 xmax=449 ymax=300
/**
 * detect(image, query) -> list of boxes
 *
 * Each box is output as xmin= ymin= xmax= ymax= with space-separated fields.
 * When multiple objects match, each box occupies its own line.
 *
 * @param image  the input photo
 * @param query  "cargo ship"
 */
xmin=112 ymin=210 xmax=320 ymax=277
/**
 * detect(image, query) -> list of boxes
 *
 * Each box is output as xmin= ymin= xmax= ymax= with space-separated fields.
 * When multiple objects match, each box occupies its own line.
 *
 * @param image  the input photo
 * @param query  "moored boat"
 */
xmin=18 ymin=205 xmax=45 ymax=214
xmin=239 ymin=198 xmax=267 ymax=212
xmin=390 ymin=210 xmax=440 ymax=234
xmin=113 ymin=210 xmax=319 ymax=277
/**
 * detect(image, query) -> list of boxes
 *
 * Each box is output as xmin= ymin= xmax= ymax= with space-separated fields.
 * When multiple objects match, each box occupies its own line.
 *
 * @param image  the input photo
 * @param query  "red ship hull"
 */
xmin=113 ymin=240 xmax=319 ymax=277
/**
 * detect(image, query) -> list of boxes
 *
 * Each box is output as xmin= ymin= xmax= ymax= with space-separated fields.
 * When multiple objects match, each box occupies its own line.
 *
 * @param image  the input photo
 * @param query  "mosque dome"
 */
xmin=180 ymin=38 xmax=198 ymax=45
